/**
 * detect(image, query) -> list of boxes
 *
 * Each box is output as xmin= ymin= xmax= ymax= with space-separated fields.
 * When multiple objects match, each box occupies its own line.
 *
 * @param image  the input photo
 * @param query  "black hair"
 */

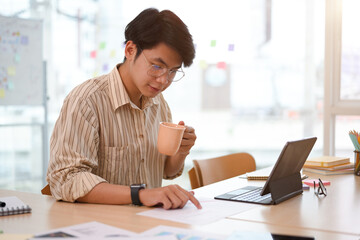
xmin=124 ymin=8 xmax=195 ymax=67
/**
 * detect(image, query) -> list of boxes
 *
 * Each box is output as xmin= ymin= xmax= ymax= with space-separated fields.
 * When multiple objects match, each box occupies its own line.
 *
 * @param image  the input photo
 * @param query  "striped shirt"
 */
xmin=47 ymin=64 xmax=179 ymax=202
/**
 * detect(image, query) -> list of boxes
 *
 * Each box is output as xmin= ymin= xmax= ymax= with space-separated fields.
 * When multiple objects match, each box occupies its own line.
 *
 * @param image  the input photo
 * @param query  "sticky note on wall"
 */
xmin=7 ymin=66 xmax=16 ymax=76
xmin=110 ymin=50 xmax=116 ymax=58
xmin=228 ymin=44 xmax=235 ymax=51
xmin=199 ymin=60 xmax=208 ymax=69
xmin=21 ymin=35 xmax=29 ymax=45
xmin=90 ymin=50 xmax=97 ymax=58
xmin=99 ymin=42 xmax=106 ymax=50
xmin=0 ymin=88 xmax=5 ymax=98
xmin=217 ymin=61 xmax=226 ymax=69
xmin=14 ymin=54 xmax=21 ymax=63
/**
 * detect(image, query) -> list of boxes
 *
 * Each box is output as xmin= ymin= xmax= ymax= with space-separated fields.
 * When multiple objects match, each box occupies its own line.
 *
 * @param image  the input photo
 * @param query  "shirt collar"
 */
xmin=108 ymin=64 xmax=160 ymax=111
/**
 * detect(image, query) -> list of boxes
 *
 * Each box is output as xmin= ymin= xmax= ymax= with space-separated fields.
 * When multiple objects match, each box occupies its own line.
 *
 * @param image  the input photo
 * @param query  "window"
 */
xmin=323 ymin=0 xmax=360 ymax=158
xmin=341 ymin=0 xmax=360 ymax=100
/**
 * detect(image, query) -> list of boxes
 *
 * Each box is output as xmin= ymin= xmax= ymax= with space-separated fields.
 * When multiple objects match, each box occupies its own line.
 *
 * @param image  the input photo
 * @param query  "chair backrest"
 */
xmin=188 ymin=167 xmax=201 ymax=189
xmin=41 ymin=184 xmax=52 ymax=196
xmin=188 ymin=152 xmax=256 ymax=189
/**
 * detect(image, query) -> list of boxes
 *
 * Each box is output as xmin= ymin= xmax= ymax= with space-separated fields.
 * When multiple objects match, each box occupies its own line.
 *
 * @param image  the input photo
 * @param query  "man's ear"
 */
xmin=124 ymin=41 xmax=138 ymax=61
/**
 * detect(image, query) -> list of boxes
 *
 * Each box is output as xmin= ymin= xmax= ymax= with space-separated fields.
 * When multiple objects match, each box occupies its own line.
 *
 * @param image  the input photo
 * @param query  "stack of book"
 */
xmin=302 ymin=156 xmax=354 ymax=175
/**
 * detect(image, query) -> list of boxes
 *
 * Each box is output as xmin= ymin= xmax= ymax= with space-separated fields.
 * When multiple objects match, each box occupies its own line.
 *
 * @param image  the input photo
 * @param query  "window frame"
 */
xmin=324 ymin=0 xmax=360 ymax=155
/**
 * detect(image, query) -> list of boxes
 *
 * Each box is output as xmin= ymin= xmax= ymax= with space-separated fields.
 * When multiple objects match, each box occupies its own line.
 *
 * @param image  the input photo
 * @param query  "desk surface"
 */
xmin=195 ymin=172 xmax=360 ymax=237
xmin=1 ymin=173 xmax=360 ymax=240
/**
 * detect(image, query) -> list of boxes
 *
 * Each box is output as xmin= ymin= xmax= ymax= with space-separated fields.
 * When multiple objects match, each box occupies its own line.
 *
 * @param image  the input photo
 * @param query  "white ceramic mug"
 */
xmin=157 ymin=122 xmax=186 ymax=156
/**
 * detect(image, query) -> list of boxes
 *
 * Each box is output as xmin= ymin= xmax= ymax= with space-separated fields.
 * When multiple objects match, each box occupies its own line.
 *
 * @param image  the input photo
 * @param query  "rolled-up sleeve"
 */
xmin=47 ymin=95 xmax=106 ymax=202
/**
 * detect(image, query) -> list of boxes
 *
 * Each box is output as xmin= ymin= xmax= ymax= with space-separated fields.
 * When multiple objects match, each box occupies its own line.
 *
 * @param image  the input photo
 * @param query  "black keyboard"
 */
xmin=231 ymin=187 xmax=272 ymax=203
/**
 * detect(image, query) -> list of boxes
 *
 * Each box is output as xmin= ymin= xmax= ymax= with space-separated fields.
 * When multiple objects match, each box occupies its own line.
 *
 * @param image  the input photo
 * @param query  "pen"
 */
xmin=0 ymin=201 xmax=6 ymax=207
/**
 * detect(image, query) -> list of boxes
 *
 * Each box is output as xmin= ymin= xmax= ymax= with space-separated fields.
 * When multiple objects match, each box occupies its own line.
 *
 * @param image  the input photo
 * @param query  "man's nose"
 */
xmin=156 ymin=73 xmax=169 ymax=84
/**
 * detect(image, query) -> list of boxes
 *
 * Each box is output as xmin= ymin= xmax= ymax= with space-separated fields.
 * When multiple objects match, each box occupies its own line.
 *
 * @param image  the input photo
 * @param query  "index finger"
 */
xmin=187 ymin=191 xmax=202 ymax=209
xmin=184 ymin=125 xmax=195 ymax=133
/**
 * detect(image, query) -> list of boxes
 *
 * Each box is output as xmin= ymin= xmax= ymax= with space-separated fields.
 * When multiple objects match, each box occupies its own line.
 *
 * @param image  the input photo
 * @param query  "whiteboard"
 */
xmin=0 ymin=16 xmax=43 ymax=105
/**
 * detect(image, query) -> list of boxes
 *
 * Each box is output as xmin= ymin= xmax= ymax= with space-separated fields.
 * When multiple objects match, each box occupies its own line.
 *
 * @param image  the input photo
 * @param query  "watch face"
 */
xmin=131 ymin=184 xmax=146 ymax=189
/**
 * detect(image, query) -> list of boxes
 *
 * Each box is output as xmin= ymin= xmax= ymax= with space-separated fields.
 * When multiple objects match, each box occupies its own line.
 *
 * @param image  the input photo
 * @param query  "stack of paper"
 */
xmin=302 ymin=156 xmax=354 ymax=175
xmin=245 ymin=166 xmax=307 ymax=180
xmin=245 ymin=167 xmax=273 ymax=180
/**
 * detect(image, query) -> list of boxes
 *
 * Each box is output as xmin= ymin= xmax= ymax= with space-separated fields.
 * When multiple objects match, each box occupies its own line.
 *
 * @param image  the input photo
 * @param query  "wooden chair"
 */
xmin=188 ymin=152 xmax=256 ymax=189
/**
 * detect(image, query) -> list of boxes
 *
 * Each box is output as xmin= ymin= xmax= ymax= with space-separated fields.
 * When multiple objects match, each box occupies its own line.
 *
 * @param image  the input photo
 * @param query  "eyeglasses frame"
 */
xmin=139 ymin=48 xmax=185 ymax=83
xmin=314 ymin=178 xmax=327 ymax=196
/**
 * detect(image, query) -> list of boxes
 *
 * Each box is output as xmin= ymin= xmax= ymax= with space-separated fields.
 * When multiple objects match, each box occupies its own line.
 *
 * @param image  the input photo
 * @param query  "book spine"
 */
xmin=247 ymin=177 xmax=268 ymax=180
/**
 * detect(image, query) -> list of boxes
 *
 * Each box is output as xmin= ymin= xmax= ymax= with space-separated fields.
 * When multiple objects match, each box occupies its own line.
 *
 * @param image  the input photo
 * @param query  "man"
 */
xmin=46 ymin=8 xmax=201 ymax=210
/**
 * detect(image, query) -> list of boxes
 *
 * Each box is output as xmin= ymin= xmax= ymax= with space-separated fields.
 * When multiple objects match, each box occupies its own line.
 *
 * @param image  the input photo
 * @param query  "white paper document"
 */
xmin=137 ymin=197 xmax=258 ymax=225
xmin=32 ymin=221 xmax=137 ymax=239
xmin=140 ymin=225 xmax=227 ymax=240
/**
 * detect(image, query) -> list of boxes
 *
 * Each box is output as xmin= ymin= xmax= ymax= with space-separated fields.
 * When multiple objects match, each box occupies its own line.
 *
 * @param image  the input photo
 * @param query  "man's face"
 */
xmin=131 ymin=42 xmax=183 ymax=98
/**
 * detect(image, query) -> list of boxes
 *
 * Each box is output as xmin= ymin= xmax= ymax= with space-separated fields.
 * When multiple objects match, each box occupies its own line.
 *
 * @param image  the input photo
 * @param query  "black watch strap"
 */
xmin=130 ymin=184 xmax=146 ymax=206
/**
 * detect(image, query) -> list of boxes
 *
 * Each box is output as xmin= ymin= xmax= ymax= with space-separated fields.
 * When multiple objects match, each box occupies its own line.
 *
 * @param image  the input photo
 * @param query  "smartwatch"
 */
xmin=130 ymin=184 xmax=146 ymax=206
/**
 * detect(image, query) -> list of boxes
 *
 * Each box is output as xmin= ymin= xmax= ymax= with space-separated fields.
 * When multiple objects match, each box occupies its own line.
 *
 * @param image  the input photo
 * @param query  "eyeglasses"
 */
xmin=314 ymin=178 xmax=327 ymax=196
xmin=141 ymin=51 xmax=185 ymax=83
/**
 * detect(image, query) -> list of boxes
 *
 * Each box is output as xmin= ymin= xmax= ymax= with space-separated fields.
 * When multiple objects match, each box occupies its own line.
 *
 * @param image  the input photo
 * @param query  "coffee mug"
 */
xmin=157 ymin=122 xmax=186 ymax=156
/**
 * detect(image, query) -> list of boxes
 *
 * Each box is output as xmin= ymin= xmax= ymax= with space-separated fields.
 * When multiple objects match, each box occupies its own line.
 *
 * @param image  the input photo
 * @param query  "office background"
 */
xmin=0 ymin=0 xmax=359 ymax=193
